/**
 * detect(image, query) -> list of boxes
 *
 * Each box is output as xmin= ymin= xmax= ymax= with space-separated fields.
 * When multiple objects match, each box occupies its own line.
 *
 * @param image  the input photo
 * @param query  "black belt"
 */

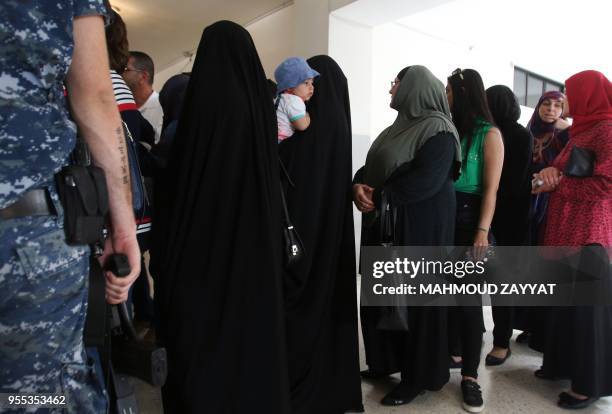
xmin=0 ymin=189 xmax=54 ymax=220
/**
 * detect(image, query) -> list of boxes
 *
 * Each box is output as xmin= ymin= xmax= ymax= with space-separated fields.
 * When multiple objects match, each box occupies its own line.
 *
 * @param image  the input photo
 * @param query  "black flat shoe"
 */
xmin=485 ymin=348 xmax=511 ymax=366
xmin=450 ymin=357 xmax=463 ymax=369
xmin=558 ymin=392 xmax=599 ymax=409
xmin=380 ymin=383 xmax=425 ymax=406
xmin=535 ymin=368 xmax=553 ymax=379
xmin=516 ymin=331 xmax=531 ymax=344
xmin=360 ymin=369 xmax=388 ymax=379
xmin=535 ymin=368 xmax=569 ymax=381
xmin=344 ymin=404 xmax=365 ymax=413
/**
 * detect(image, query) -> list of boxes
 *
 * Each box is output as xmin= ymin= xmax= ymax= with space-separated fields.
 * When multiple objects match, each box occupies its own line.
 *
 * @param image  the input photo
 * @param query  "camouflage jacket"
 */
xmin=0 ymin=0 xmax=106 ymax=208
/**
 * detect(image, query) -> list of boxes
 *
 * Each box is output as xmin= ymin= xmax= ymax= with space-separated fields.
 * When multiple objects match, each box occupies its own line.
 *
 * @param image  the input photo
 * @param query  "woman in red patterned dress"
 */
xmin=533 ymin=70 xmax=612 ymax=409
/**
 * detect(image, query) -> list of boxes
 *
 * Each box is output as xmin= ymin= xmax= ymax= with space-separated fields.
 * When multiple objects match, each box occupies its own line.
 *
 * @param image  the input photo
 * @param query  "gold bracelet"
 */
xmin=477 ymin=227 xmax=489 ymax=233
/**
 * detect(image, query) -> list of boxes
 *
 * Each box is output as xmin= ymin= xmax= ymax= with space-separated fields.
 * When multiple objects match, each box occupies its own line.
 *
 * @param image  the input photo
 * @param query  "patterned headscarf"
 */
xmin=527 ymin=91 xmax=567 ymax=166
xmin=527 ymin=91 xmax=566 ymax=137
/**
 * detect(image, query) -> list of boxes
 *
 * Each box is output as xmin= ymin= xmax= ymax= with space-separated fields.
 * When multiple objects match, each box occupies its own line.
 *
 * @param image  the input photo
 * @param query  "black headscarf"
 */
xmin=153 ymin=73 xmax=190 ymax=166
xmin=279 ymin=55 xmax=363 ymax=413
xmin=487 ymin=85 xmax=521 ymax=125
xmin=486 ymin=85 xmax=533 ymax=244
xmin=159 ymin=73 xmax=190 ymax=132
xmin=486 ymin=85 xmax=533 ymax=198
xmin=153 ymin=21 xmax=290 ymax=413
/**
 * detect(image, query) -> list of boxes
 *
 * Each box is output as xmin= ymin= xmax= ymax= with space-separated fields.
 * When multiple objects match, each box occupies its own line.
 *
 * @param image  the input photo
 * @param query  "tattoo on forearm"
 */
xmin=116 ymin=126 xmax=129 ymax=185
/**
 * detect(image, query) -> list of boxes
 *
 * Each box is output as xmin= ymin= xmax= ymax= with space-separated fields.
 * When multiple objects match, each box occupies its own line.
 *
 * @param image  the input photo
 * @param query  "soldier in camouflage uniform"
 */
xmin=0 ymin=1 xmax=141 ymax=412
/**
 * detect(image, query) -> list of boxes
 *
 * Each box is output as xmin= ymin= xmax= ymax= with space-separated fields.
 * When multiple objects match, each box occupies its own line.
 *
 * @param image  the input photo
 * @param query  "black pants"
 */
xmin=449 ymin=192 xmax=487 ymax=379
xmin=491 ymin=307 xmax=513 ymax=348
xmin=131 ymin=255 xmax=155 ymax=322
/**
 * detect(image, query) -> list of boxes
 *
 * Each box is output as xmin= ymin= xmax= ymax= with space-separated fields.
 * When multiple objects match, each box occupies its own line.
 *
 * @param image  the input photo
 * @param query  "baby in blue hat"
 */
xmin=274 ymin=57 xmax=320 ymax=142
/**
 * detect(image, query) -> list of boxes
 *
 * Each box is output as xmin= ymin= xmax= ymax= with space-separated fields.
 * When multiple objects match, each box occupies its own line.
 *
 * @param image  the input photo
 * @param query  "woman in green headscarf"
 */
xmin=353 ymin=65 xmax=461 ymax=406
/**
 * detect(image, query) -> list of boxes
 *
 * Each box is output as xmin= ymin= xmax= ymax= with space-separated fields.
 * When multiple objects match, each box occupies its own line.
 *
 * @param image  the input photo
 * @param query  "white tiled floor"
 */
xmin=357 ymin=306 xmax=612 ymax=414
xmin=134 ymin=299 xmax=612 ymax=413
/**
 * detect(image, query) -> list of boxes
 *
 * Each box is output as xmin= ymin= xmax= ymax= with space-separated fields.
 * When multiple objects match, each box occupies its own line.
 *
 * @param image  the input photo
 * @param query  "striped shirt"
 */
xmin=111 ymin=70 xmax=137 ymax=112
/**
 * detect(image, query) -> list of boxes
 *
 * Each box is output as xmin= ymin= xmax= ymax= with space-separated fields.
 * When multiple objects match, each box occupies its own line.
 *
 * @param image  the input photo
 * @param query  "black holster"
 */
xmin=55 ymin=164 xmax=109 ymax=246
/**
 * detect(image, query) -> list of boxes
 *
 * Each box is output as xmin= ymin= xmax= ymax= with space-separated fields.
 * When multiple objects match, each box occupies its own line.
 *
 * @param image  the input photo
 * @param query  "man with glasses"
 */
xmin=123 ymin=51 xmax=164 ymax=143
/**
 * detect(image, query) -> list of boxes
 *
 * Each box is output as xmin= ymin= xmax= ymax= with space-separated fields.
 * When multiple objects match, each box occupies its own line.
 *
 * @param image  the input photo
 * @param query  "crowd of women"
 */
xmin=147 ymin=20 xmax=611 ymax=414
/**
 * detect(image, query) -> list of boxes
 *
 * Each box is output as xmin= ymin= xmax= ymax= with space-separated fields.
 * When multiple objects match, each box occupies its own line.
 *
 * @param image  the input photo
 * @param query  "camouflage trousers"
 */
xmin=0 ymin=185 xmax=107 ymax=413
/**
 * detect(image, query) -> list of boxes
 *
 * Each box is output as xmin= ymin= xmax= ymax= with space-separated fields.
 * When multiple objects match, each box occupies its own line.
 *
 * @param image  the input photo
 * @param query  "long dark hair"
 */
xmin=104 ymin=8 xmax=129 ymax=74
xmin=448 ymin=68 xmax=495 ymax=153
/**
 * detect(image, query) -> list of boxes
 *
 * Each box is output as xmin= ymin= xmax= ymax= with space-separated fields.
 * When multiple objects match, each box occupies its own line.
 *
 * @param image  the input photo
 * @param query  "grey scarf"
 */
xmin=363 ymin=65 xmax=461 ymax=189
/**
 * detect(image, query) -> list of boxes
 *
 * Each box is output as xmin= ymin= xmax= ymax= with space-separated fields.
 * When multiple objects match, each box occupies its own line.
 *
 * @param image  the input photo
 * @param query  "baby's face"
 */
xmin=289 ymin=78 xmax=314 ymax=102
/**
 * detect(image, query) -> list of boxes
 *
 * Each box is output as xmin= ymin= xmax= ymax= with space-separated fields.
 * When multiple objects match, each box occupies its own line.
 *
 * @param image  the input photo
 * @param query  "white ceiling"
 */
xmin=112 ymin=0 xmax=291 ymax=72
xmin=395 ymin=0 xmax=612 ymax=82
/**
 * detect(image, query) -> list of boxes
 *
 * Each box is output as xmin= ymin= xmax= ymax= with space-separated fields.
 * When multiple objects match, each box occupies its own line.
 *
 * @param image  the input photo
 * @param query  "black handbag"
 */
xmin=375 ymin=190 xmax=410 ymax=332
xmin=279 ymin=158 xmax=305 ymax=268
xmin=379 ymin=190 xmax=396 ymax=247
xmin=564 ymin=145 xmax=595 ymax=177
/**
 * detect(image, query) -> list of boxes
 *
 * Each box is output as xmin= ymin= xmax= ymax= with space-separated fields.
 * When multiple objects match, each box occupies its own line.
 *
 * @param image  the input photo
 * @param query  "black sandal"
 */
xmin=557 ymin=392 xmax=598 ymax=409
xmin=381 ymin=383 xmax=425 ymax=406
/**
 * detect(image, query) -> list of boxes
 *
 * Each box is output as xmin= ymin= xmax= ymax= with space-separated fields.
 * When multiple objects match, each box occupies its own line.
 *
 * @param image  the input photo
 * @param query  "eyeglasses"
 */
xmin=390 ymin=80 xmax=399 ymax=88
xmin=452 ymin=68 xmax=464 ymax=81
xmin=123 ymin=68 xmax=144 ymax=74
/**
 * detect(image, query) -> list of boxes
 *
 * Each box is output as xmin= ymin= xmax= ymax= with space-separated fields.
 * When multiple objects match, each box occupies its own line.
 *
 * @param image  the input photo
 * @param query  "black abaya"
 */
xmin=152 ymin=21 xmax=290 ymax=414
xmin=541 ymin=247 xmax=612 ymax=398
xmin=355 ymin=132 xmax=456 ymax=390
xmin=278 ymin=55 xmax=363 ymax=414
xmin=486 ymin=85 xmax=534 ymax=347
xmin=487 ymin=86 xmax=533 ymax=247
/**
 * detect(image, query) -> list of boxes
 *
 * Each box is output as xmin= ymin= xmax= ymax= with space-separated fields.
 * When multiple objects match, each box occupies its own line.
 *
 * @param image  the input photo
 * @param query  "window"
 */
xmin=514 ymin=70 xmax=526 ymax=105
xmin=513 ymin=67 xmax=564 ymax=107
xmin=527 ymin=76 xmax=543 ymax=107
xmin=544 ymin=82 xmax=561 ymax=92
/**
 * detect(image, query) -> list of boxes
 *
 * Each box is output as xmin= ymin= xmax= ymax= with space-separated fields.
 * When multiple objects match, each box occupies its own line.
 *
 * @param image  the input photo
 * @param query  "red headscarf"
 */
xmin=565 ymin=70 xmax=612 ymax=136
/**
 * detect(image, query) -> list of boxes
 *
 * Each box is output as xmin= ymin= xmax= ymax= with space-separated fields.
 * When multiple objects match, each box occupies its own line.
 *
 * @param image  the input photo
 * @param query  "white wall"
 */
xmin=248 ymin=4 xmax=296 ymax=79
xmin=368 ymin=22 xmax=519 ymax=139
xmin=154 ymin=4 xmax=296 ymax=89
xmin=155 ymin=0 xmax=350 ymax=89
xmin=329 ymin=15 xmax=372 ymax=156
xmin=329 ymin=14 xmax=374 ymax=254
xmin=154 ymin=57 xmax=194 ymax=91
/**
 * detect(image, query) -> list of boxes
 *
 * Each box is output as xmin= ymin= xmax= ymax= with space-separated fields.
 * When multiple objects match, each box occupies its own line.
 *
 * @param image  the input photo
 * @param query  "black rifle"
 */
xmin=106 ymin=255 xmax=168 ymax=388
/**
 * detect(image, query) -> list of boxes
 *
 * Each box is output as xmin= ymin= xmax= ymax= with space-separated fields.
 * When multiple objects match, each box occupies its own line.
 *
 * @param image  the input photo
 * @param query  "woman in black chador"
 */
xmin=353 ymin=65 xmax=461 ymax=407
xmin=279 ymin=55 xmax=363 ymax=414
xmin=485 ymin=85 xmax=533 ymax=366
xmin=152 ymin=21 xmax=290 ymax=413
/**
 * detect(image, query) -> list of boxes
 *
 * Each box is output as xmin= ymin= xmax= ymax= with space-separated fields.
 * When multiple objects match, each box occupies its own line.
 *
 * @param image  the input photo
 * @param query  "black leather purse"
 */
xmin=375 ymin=190 xmax=410 ymax=332
xmin=564 ymin=145 xmax=595 ymax=177
xmin=379 ymin=190 xmax=396 ymax=247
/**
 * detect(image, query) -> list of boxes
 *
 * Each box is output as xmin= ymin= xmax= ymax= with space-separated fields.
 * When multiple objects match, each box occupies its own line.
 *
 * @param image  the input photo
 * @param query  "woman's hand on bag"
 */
xmin=471 ymin=230 xmax=489 ymax=261
xmin=353 ymin=184 xmax=375 ymax=213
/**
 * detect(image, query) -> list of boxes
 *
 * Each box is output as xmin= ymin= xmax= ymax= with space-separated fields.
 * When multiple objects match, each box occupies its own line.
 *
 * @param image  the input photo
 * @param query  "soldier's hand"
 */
xmin=99 ymin=231 xmax=141 ymax=304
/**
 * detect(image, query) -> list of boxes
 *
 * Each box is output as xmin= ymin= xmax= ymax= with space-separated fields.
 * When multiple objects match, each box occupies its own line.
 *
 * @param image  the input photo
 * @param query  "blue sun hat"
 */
xmin=274 ymin=57 xmax=320 ymax=94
